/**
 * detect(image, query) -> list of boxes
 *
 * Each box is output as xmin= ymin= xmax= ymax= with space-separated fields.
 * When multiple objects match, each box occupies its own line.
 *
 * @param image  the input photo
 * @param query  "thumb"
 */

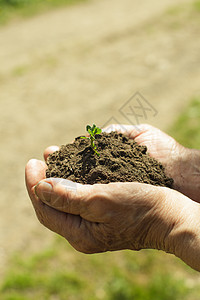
xmin=34 ymin=178 xmax=91 ymax=215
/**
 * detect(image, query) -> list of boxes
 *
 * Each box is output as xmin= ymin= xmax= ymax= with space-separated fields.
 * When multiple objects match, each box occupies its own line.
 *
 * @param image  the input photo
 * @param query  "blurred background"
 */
xmin=0 ymin=0 xmax=200 ymax=299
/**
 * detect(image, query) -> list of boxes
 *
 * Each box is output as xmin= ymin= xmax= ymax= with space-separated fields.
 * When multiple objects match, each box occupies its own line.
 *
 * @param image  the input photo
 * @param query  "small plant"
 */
xmin=81 ymin=124 xmax=102 ymax=156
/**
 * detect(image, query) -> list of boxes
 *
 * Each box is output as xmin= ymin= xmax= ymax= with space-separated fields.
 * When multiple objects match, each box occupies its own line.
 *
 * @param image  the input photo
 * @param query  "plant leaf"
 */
xmin=91 ymin=124 xmax=97 ymax=132
xmin=96 ymin=128 xmax=102 ymax=134
xmin=86 ymin=125 xmax=92 ymax=132
xmin=88 ymin=129 xmax=93 ymax=136
xmin=84 ymin=124 xmax=101 ymax=156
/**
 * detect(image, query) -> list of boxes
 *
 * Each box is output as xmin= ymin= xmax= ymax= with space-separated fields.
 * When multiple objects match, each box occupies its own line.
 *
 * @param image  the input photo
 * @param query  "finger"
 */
xmin=102 ymin=124 xmax=129 ymax=133
xmin=34 ymin=177 xmax=124 ymax=225
xmin=125 ymin=124 xmax=154 ymax=139
xmin=25 ymin=159 xmax=57 ymax=223
xmin=25 ymin=159 xmax=87 ymax=241
xmin=44 ymin=146 xmax=59 ymax=161
xmin=34 ymin=177 xmax=90 ymax=216
xmin=102 ymin=123 xmax=152 ymax=138
xmin=25 ymin=159 xmax=51 ymax=215
xmin=34 ymin=178 xmax=141 ymax=224
xmin=25 ymin=159 xmax=47 ymax=196
xmin=35 ymin=178 xmax=120 ymax=224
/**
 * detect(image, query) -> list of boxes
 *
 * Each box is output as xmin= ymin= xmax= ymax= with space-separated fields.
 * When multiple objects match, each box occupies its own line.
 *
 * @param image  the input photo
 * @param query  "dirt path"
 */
xmin=0 ymin=0 xmax=199 ymax=275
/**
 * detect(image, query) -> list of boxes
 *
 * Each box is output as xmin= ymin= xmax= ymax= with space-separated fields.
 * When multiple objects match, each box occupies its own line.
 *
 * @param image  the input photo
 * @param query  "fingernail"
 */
xmin=34 ymin=181 xmax=53 ymax=202
xmin=48 ymin=178 xmax=78 ymax=192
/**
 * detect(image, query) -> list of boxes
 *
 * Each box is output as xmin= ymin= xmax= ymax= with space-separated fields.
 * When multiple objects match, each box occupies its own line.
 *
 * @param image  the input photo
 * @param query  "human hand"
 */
xmin=25 ymin=159 xmax=200 ymax=271
xmin=103 ymin=124 xmax=200 ymax=202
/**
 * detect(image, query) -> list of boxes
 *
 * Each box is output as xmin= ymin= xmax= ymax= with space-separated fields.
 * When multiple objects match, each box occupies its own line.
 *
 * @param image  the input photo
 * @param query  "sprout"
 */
xmin=81 ymin=124 xmax=102 ymax=156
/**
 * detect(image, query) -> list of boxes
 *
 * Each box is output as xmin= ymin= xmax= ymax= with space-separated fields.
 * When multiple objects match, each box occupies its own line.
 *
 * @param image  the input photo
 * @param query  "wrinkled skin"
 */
xmin=25 ymin=124 xmax=200 ymax=271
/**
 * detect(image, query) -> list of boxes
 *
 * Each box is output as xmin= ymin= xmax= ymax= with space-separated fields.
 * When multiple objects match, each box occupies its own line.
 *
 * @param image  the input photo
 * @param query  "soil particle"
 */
xmin=46 ymin=132 xmax=173 ymax=187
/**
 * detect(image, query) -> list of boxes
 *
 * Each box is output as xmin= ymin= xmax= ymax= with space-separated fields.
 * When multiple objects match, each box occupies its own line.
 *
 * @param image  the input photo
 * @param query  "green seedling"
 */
xmin=81 ymin=124 xmax=102 ymax=156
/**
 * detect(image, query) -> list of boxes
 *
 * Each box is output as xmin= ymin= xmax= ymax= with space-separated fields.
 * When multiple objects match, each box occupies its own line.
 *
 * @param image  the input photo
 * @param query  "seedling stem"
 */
xmin=81 ymin=124 xmax=102 ymax=156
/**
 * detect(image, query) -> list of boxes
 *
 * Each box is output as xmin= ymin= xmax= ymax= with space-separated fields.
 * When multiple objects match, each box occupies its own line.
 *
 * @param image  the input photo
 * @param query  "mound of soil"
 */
xmin=46 ymin=132 xmax=173 ymax=187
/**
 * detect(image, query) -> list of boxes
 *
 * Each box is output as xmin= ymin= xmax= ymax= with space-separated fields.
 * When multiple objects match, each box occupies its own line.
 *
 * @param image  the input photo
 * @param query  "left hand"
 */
xmin=25 ymin=153 xmax=192 ymax=256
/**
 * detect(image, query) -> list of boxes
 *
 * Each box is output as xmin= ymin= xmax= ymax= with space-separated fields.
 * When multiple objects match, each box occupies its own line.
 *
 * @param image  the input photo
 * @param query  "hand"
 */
xmin=26 ymin=158 xmax=200 ymax=271
xmin=103 ymin=124 xmax=200 ymax=202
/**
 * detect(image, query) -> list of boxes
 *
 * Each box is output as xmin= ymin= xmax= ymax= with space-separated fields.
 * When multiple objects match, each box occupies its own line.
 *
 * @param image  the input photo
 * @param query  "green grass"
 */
xmin=0 ymin=97 xmax=200 ymax=299
xmin=1 ymin=236 xmax=200 ymax=300
xmin=169 ymin=98 xmax=200 ymax=148
xmin=194 ymin=0 xmax=200 ymax=12
xmin=0 ymin=0 xmax=88 ymax=25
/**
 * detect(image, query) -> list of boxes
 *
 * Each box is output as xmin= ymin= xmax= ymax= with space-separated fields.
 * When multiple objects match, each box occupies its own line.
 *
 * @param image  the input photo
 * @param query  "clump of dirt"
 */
xmin=46 ymin=132 xmax=173 ymax=187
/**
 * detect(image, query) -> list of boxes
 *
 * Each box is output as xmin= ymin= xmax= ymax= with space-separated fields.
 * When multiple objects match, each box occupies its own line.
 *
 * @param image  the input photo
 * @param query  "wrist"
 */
xmin=165 ymin=191 xmax=200 ymax=271
xmin=173 ymin=147 xmax=200 ymax=202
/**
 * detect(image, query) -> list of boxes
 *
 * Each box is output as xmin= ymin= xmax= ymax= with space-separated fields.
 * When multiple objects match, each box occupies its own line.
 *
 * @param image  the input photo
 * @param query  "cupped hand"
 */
xmin=103 ymin=124 xmax=200 ymax=202
xmin=26 ymin=158 xmax=180 ymax=254
xmin=43 ymin=124 xmax=199 ymax=201
xmin=103 ymin=124 xmax=183 ymax=180
xmin=25 ymin=138 xmax=200 ymax=271
xmin=26 ymin=159 xmax=200 ymax=272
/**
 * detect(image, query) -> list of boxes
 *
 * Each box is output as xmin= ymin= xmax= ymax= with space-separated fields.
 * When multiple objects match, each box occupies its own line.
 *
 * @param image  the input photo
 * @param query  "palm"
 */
xmin=129 ymin=125 xmax=179 ymax=168
xmin=104 ymin=124 xmax=182 ymax=183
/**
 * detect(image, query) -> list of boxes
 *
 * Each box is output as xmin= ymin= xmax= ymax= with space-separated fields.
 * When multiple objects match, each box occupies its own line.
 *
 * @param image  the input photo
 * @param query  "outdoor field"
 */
xmin=0 ymin=0 xmax=200 ymax=299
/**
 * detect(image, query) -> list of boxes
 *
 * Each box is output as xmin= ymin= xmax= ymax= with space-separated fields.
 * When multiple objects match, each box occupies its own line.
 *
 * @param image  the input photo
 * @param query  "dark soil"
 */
xmin=46 ymin=132 xmax=173 ymax=187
